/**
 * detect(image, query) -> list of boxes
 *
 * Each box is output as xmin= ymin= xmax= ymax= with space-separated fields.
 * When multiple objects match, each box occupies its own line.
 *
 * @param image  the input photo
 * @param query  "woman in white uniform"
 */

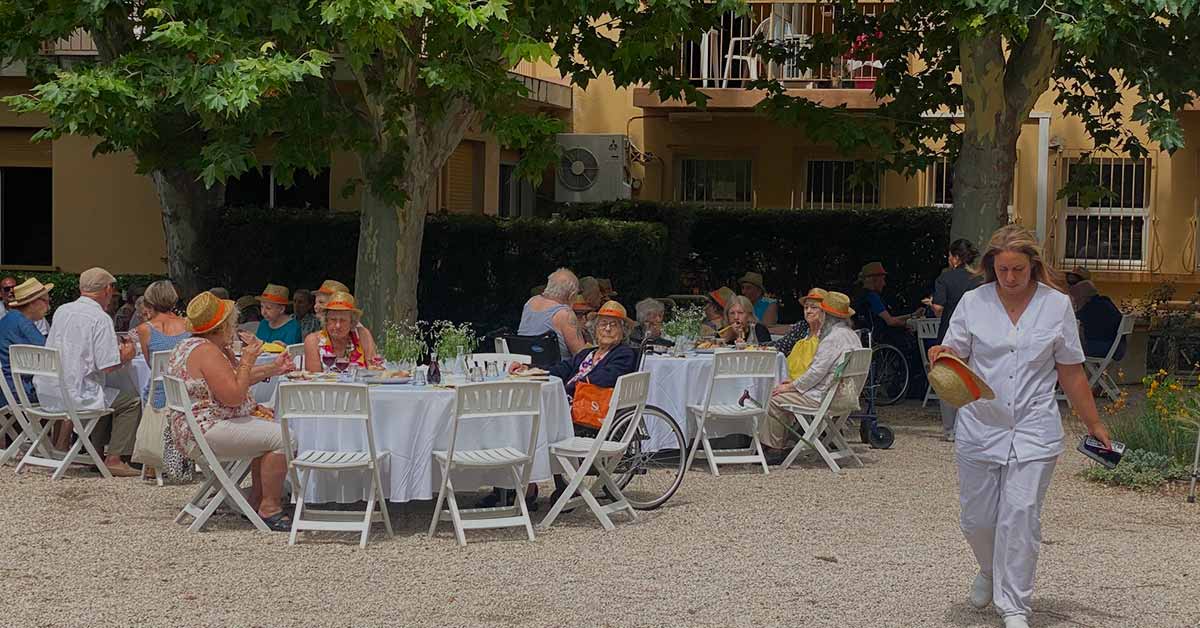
xmin=928 ymin=225 xmax=1111 ymax=628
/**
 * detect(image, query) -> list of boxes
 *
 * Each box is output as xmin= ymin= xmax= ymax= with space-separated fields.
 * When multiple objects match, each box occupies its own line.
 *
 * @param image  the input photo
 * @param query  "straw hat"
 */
xmin=597 ymin=278 xmax=618 ymax=297
xmin=7 ymin=278 xmax=53 ymax=307
xmin=819 ymin=292 xmax=855 ymax=319
xmin=596 ymin=300 xmax=634 ymax=326
xmin=708 ymin=286 xmax=735 ymax=309
xmin=928 ymin=353 xmax=995 ymax=409
xmin=859 ymin=262 xmax=887 ymax=279
xmin=235 ymin=295 xmax=258 ymax=312
xmin=323 ymin=291 xmax=362 ymax=315
xmin=186 ymin=291 xmax=237 ymax=334
xmin=316 ymin=279 xmax=349 ymax=295
xmin=256 ymin=283 xmax=290 ymax=305
xmin=572 ymin=294 xmax=594 ymax=313
xmin=801 ymin=287 xmax=828 ymax=305
xmin=738 ymin=272 xmax=765 ymax=291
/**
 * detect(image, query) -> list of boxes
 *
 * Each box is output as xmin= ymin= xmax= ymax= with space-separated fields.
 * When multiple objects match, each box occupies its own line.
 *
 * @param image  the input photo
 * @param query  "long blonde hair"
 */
xmin=979 ymin=225 xmax=1065 ymax=293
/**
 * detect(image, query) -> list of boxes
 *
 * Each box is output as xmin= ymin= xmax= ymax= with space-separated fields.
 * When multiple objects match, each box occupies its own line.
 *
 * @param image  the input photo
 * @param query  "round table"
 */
xmin=289 ymin=378 xmax=574 ymax=504
xmin=640 ymin=352 xmax=787 ymax=450
xmin=125 ymin=354 xmax=277 ymax=404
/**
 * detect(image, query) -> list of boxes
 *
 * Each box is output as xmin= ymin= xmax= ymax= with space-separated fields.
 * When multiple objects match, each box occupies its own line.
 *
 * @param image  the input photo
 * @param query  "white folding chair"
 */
xmin=540 ymin=371 xmax=650 ymax=531
xmin=779 ymin=348 xmax=872 ymax=473
xmin=467 ymin=352 xmax=531 ymax=373
xmin=12 ymin=345 xmax=114 ymax=479
xmin=277 ymin=382 xmax=393 ymax=548
xmin=286 ymin=343 xmax=305 ymax=370
xmin=494 ymin=338 xmax=509 ymax=353
xmin=721 ymin=14 xmax=792 ymax=87
xmin=911 ymin=318 xmax=941 ymax=407
xmin=139 ymin=350 xmax=171 ymax=486
xmin=164 ymin=375 xmax=270 ymax=533
xmin=1085 ymin=315 xmax=1134 ymax=403
xmin=684 ymin=350 xmax=778 ymax=476
xmin=0 ymin=371 xmax=37 ymax=467
xmin=429 ymin=381 xmax=542 ymax=546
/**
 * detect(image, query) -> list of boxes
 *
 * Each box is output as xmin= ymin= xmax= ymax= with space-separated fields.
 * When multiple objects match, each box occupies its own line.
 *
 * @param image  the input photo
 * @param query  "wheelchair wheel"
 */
xmin=867 ymin=424 xmax=895 ymax=449
xmin=606 ymin=405 xmax=687 ymax=510
xmin=872 ymin=344 xmax=909 ymax=406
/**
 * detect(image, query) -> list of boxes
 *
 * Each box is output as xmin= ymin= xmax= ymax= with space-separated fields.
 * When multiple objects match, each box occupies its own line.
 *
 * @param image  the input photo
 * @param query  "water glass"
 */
xmin=485 ymin=362 xmax=499 ymax=380
xmin=348 ymin=364 xmax=361 ymax=383
xmin=412 ymin=366 xmax=428 ymax=387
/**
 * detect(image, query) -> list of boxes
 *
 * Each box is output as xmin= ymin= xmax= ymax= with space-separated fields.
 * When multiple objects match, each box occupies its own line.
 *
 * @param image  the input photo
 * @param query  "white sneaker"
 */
xmin=1003 ymin=615 xmax=1029 ymax=628
xmin=969 ymin=573 xmax=993 ymax=609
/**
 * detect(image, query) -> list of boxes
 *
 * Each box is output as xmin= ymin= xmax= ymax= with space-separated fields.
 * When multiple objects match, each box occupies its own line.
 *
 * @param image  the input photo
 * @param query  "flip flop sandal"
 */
xmin=259 ymin=511 xmax=292 ymax=532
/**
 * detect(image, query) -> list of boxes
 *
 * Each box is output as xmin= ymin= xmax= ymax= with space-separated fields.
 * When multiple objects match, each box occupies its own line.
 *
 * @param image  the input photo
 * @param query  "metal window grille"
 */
xmin=1061 ymin=156 xmax=1152 ymax=271
xmin=677 ymin=159 xmax=753 ymax=206
xmin=928 ymin=157 xmax=953 ymax=207
xmin=804 ymin=159 xmax=880 ymax=209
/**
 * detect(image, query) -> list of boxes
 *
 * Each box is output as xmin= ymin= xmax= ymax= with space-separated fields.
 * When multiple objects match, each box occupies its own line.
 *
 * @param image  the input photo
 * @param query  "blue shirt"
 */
xmin=865 ymin=292 xmax=887 ymax=316
xmin=256 ymin=317 xmax=302 ymax=346
xmin=751 ymin=297 xmax=776 ymax=322
xmin=0 ymin=310 xmax=46 ymax=407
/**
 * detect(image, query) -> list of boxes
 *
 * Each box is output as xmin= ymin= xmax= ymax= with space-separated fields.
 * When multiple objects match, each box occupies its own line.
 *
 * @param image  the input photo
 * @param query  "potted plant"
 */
xmin=432 ymin=320 xmax=478 ymax=377
xmin=662 ymin=304 xmax=706 ymax=355
xmin=847 ymin=30 xmax=882 ymax=89
xmin=380 ymin=320 xmax=425 ymax=372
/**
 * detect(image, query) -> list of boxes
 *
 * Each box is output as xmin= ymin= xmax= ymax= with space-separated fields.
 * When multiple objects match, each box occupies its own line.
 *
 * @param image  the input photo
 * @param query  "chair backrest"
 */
xmin=823 ymin=348 xmax=873 ymax=415
xmin=912 ymin=318 xmax=941 ymax=341
xmin=277 ymin=382 xmax=377 ymax=466
xmin=596 ymin=371 xmax=651 ymax=448
xmin=468 ymin=353 xmax=532 ymax=373
xmin=1098 ymin=314 xmax=1136 ymax=364
xmin=144 ymin=350 xmax=172 ymax=405
xmin=447 ymin=381 xmax=543 ymax=468
xmin=286 ymin=343 xmax=306 ymax=369
xmin=711 ymin=350 xmax=778 ymax=380
xmin=9 ymin=345 xmax=72 ymax=413
xmin=500 ymin=333 xmax=562 ymax=368
xmin=0 ymin=361 xmax=27 ymax=425
xmin=163 ymin=375 xmax=214 ymax=463
xmin=494 ymin=337 xmax=509 ymax=353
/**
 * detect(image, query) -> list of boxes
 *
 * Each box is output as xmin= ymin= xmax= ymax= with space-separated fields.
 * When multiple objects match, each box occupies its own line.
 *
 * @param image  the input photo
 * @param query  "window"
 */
xmin=0 ymin=167 xmax=53 ymax=266
xmin=225 ymin=166 xmax=330 ymax=209
xmin=1062 ymin=157 xmax=1150 ymax=270
xmin=805 ymin=159 xmax=880 ymax=208
xmin=677 ymin=158 xmax=752 ymax=206
xmin=929 ymin=158 xmax=953 ymax=207
xmin=498 ymin=163 xmax=535 ymax=218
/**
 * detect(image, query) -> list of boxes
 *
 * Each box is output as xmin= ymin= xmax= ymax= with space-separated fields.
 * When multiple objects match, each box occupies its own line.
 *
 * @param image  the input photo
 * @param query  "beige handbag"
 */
xmin=131 ymin=398 xmax=167 ymax=466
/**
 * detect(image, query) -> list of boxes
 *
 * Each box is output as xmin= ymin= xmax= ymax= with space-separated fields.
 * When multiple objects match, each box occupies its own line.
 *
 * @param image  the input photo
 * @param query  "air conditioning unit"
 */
xmin=554 ymin=134 xmax=632 ymax=203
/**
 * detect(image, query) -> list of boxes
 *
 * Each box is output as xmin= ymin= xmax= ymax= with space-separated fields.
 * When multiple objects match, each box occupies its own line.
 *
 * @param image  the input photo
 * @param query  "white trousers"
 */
xmin=957 ymin=453 xmax=1057 ymax=618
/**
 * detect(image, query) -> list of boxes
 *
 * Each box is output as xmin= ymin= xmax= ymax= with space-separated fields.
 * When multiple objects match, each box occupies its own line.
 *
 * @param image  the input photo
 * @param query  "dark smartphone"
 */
xmin=1077 ymin=435 xmax=1125 ymax=469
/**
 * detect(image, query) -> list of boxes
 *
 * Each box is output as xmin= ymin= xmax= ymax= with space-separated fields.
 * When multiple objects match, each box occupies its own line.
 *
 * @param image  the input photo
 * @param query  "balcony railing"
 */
xmin=41 ymin=31 xmax=98 ymax=56
xmin=679 ymin=1 xmax=886 ymax=89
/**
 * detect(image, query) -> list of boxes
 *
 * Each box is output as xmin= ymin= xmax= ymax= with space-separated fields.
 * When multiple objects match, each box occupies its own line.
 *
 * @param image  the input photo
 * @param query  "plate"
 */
xmin=366 ymin=377 xmax=412 ymax=385
xmin=512 ymin=368 xmax=549 ymax=377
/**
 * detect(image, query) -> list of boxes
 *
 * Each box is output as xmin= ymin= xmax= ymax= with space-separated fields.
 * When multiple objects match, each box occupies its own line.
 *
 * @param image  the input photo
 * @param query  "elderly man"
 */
xmin=518 ymin=268 xmax=587 ymax=360
xmin=0 ymin=276 xmax=16 ymax=318
xmin=293 ymin=288 xmax=321 ymax=338
xmin=34 ymin=267 xmax=141 ymax=476
xmin=630 ymin=298 xmax=665 ymax=346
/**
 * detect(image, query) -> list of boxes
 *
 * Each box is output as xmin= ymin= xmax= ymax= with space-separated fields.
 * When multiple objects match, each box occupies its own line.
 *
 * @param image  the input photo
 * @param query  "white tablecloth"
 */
xmin=290 ymin=379 xmax=574 ymax=503
xmin=640 ymin=352 xmax=787 ymax=450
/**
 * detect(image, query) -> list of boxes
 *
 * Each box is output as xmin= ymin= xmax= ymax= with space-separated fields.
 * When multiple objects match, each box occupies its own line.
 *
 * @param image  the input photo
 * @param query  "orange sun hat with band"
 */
xmin=928 ymin=353 xmax=995 ymax=408
xmin=316 ymin=279 xmax=349 ymax=295
xmin=256 ymin=283 xmax=290 ymax=305
xmin=187 ymin=291 xmax=237 ymax=334
xmin=324 ymin=291 xmax=363 ymax=315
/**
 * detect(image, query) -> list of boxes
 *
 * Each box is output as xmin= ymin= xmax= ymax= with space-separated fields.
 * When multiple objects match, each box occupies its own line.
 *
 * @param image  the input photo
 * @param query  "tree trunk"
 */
xmin=150 ymin=167 xmax=224 ymax=296
xmin=952 ymin=129 xmax=1019 ymax=246
xmin=354 ymin=174 xmax=435 ymax=330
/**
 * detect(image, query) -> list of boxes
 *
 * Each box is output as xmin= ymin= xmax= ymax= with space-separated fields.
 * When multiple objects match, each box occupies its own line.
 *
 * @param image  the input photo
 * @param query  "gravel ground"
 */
xmin=1 ymin=401 xmax=1197 ymax=628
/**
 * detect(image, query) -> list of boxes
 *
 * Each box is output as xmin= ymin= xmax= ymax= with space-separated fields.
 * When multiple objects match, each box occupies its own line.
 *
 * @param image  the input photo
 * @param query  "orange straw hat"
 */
xmin=186 ymin=291 xmax=237 ymax=334
xmin=323 ymin=291 xmax=363 ymax=315
xmin=572 ymin=294 xmax=594 ymax=313
xmin=859 ymin=261 xmax=887 ymax=279
xmin=801 ymin=287 xmax=829 ymax=304
xmin=928 ymin=353 xmax=996 ymax=408
xmin=708 ymin=286 xmax=735 ymax=309
xmin=596 ymin=300 xmax=635 ymax=326
xmin=256 ymin=283 xmax=290 ymax=305
xmin=819 ymin=291 xmax=855 ymax=319
xmin=316 ymin=279 xmax=349 ymax=295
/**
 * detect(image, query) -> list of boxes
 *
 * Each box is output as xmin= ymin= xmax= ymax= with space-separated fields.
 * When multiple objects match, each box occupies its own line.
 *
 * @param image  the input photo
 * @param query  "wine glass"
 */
xmin=321 ymin=354 xmax=337 ymax=372
xmin=334 ymin=357 xmax=350 ymax=373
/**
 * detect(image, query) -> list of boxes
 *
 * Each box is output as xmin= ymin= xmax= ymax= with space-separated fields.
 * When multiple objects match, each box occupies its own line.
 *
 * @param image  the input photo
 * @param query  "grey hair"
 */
xmin=543 ymin=268 xmax=579 ymax=301
xmin=635 ymin=298 xmax=664 ymax=323
xmin=724 ymin=295 xmax=759 ymax=324
xmin=143 ymin=280 xmax=179 ymax=313
xmin=587 ymin=315 xmax=632 ymax=344
xmin=819 ymin=316 xmax=851 ymax=340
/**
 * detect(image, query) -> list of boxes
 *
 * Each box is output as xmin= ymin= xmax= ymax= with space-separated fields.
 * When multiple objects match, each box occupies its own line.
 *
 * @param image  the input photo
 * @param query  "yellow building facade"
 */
xmin=2 ymin=8 xmax=1199 ymax=304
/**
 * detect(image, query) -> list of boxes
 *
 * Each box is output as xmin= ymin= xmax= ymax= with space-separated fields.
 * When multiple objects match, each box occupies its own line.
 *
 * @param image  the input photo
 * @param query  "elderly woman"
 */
xmin=166 ymin=292 xmax=296 ymax=530
xmin=303 ymin=291 xmax=378 ymax=371
xmin=763 ymin=292 xmax=863 ymax=456
xmin=513 ymin=300 xmax=638 ymax=402
xmin=309 ymin=279 xmax=376 ymax=348
xmin=770 ymin=288 xmax=827 ymax=380
xmin=701 ymin=287 xmax=734 ymax=338
xmin=720 ymin=295 xmax=772 ymax=344
xmin=135 ymin=280 xmax=190 ymax=407
xmin=255 ymin=283 xmax=302 ymax=346
xmin=630 ymin=298 xmax=665 ymax=345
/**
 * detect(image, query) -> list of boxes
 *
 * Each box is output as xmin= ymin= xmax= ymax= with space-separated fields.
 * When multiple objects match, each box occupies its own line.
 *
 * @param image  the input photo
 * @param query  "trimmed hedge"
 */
xmin=563 ymin=201 xmax=952 ymax=318
xmin=7 ymin=272 xmax=165 ymax=312
xmin=197 ymin=207 xmax=668 ymax=329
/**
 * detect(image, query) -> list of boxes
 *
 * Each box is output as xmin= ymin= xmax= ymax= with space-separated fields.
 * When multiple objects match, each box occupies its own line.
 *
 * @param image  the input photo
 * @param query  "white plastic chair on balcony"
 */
xmin=11 ymin=345 xmax=114 ymax=479
xmin=684 ymin=350 xmax=778 ymax=476
xmin=278 ymin=382 xmax=393 ymax=548
xmin=911 ymin=318 xmax=941 ymax=407
xmin=164 ymin=375 xmax=270 ymax=533
xmin=721 ymin=14 xmax=793 ymax=88
xmin=779 ymin=348 xmax=872 ymax=473
xmin=467 ymin=353 xmax=531 ymax=374
xmin=429 ymin=381 xmax=543 ymax=546
xmin=139 ymin=350 xmax=172 ymax=486
xmin=540 ymin=371 xmax=650 ymax=531
xmin=1086 ymin=314 xmax=1135 ymax=403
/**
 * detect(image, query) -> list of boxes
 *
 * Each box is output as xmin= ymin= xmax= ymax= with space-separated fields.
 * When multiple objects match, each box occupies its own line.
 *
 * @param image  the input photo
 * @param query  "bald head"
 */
xmin=543 ymin=268 xmax=579 ymax=303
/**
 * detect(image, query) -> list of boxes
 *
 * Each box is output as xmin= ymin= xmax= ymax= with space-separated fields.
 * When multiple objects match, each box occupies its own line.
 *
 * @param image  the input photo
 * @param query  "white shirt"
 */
xmin=942 ymin=282 xmax=1085 ymax=464
xmin=34 ymin=317 xmax=48 ymax=336
xmin=34 ymin=296 xmax=122 ymax=412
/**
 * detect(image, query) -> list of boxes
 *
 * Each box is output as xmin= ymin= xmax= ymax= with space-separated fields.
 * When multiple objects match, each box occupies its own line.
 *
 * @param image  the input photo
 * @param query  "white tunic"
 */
xmin=941 ymin=282 xmax=1085 ymax=464
xmin=34 ymin=296 xmax=121 ymax=413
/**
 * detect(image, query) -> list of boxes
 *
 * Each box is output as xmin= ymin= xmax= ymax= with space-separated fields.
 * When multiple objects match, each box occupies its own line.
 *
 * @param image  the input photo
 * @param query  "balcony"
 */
xmin=635 ymin=0 xmax=888 ymax=110
xmin=41 ymin=31 xmax=98 ymax=56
